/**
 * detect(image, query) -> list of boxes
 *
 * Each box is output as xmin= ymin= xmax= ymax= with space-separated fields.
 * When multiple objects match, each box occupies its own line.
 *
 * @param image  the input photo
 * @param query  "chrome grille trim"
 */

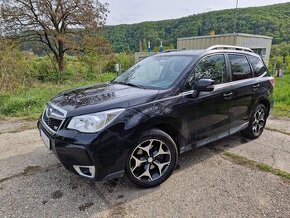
xmin=41 ymin=102 xmax=67 ymax=134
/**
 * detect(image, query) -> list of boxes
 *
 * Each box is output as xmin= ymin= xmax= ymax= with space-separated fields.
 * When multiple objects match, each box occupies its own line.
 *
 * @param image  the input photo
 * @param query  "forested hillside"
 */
xmin=104 ymin=2 xmax=290 ymax=52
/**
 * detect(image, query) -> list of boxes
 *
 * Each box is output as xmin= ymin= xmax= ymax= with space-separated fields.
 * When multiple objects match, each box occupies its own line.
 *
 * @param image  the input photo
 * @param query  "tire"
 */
xmin=125 ymin=128 xmax=178 ymax=188
xmin=242 ymin=104 xmax=267 ymax=139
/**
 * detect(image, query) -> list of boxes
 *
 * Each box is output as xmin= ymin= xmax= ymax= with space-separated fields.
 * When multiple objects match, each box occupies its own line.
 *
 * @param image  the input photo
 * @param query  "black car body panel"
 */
xmin=50 ymin=83 xmax=160 ymax=117
xmin=38 ymin=48 xmax=274 ymax=181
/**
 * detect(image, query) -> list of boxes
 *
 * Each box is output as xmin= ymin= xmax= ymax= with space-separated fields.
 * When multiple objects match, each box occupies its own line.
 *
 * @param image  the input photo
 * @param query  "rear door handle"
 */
xmin=223 ymin=92 xmax=233 ymax=100
xmin=253 ymin=84 xmax=260 ymax=89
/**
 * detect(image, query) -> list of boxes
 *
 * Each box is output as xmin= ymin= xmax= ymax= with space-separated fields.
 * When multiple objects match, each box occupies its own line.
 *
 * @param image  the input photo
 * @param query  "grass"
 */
xmin=272 ymin=74 xmax=290 ymax=118
xmin=223 ymin=151 xmax=290 ymax=180
xmin=0 ymin=73 xmax=116 ymax=120
xmin=0 ymin=72 xmax=289 ymax=120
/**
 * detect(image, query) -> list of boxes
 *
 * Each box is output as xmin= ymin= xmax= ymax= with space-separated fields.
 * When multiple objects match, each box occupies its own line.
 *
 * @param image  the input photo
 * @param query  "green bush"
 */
xmin=0 ymin=39 xmax=30 ymax=91
xmin=28 ymin=56 xmax=60 ymax=82
xmin=269 ymin=56 xmax=290 ymax=76
xmin=28 ymin=56 xmax=90 ymax=82
xmin=0 ymin=73 xmax=116 ymax=119
xmin=273 ymin=74 xmax=290 ymax=117
xmin=104 ymin=53 xmax=135 ymax=73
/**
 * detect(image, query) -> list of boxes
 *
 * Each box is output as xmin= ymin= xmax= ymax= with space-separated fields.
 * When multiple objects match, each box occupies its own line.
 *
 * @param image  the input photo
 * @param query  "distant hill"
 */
xmin=104 ymin=2 xmax=290 ymax=53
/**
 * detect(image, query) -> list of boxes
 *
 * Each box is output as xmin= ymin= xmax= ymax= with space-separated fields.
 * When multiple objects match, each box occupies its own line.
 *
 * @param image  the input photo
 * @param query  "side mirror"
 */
xmin=195 ymin=79 xmax=215 ymax=92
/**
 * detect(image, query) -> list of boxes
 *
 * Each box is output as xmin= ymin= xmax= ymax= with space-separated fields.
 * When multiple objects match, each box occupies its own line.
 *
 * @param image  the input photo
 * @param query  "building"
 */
xmin=177 ymin=33 xmax=273 ymax=65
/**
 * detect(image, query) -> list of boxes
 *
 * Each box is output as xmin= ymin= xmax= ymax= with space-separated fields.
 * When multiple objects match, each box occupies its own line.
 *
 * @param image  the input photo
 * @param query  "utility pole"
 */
xmin=234 ymin=0 xmax=239 ymax=33
xmin=0 ymin=1 xmax=2 ymax=37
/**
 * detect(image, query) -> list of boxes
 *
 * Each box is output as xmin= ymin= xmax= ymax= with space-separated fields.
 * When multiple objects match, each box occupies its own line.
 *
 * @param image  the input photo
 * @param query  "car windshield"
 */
xmin=113 ymin=55 xmax=194 ymax=89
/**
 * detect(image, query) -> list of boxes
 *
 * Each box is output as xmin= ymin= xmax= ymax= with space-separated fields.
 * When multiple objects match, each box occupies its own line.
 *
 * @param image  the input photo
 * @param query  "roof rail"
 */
xmin=163 ymin=49 xmax=183 ymax=53
xmin=207 ymin=45 xmax=254 ymax=53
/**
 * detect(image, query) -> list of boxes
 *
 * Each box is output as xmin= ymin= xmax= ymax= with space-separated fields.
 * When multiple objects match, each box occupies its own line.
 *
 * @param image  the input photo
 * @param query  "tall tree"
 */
xmin=1 ymin=0 xmax=109 ymax=72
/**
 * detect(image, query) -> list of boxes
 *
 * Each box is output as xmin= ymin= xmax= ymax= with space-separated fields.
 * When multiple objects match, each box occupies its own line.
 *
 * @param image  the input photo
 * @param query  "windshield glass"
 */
xmin=114 ymin=55 xmax=194 ymax=89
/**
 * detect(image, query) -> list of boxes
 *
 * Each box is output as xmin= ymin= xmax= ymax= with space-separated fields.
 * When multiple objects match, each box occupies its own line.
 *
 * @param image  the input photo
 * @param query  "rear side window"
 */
xmin=248 ymin=55 xmax=267 ymax=77
xmin=186 ymin=54 xmax=227 ymax=89
xmin=228 ymin=54 xmax=252 ymax=81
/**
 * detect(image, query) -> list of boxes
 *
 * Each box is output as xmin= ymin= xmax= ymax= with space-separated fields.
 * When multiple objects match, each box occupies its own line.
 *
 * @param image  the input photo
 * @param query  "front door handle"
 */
xmin=223 ymin=92 xmax=233 ymax=100
xmin=253 ymin=84 xmax=260 ymax=89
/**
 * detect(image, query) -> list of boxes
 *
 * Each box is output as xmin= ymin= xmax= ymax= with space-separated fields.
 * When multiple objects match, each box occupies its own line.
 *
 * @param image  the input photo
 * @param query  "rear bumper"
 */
xmin=37 ymin=120 xmax=131 ymax=181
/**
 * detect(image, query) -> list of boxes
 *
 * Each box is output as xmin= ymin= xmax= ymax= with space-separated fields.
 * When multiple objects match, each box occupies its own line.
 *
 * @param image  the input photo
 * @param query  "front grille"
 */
xmin=42 ymin=104 xmax=66 ymax=132
xmin=43 ymin=112 xmax=63 ymax=131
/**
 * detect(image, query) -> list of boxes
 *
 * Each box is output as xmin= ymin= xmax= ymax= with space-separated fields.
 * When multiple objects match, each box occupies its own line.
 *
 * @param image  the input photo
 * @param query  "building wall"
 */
xmin=177 ymin=34 xmax=273 ymax=66
xmin=235 ymin=35 xmax=272 ymax=65
xmin=177 ymin=35 xmax=236 ymax=49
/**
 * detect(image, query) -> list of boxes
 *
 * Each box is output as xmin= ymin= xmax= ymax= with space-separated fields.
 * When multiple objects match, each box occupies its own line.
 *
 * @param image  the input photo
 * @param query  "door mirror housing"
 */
xmin=195 ymin=79 xmax=215 ymax=92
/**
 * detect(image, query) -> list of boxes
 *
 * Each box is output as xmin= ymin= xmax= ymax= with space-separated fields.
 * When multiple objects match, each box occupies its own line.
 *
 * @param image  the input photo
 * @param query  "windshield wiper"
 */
xmin=112 ymin=81 xmax=146 ymax=89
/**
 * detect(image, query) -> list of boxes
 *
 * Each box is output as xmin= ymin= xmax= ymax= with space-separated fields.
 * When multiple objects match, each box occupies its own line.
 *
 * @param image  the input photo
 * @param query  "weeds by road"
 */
xmin=223 ymin=151 xmax=290 ymax=181
xmin=0 ymin=73 xmax=116 ymax=119
xmin=273 ymin=74 xmax=290 ymax=118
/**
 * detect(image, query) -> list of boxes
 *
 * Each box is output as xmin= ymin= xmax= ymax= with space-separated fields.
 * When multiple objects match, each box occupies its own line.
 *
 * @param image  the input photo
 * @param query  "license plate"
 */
xmin=40 ymin=130 xmax=51 ymax=149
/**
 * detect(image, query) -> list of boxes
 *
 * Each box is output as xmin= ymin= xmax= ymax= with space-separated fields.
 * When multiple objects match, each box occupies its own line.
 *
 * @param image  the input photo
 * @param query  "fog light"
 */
xmin=73 ymin=165 xmax=95 ymax=179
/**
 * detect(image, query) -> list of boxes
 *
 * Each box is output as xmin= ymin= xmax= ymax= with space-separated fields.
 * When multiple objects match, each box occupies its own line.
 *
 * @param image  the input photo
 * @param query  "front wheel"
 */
xmin=126 ymin=129 xmax=178 ymax=188
xmin=242 ymin=104 xmax=267 ymax=139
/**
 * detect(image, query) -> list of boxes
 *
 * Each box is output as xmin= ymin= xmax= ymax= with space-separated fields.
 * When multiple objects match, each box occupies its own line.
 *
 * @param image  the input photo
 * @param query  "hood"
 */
xmin=50 ymin=82 xmax=159 ymax=117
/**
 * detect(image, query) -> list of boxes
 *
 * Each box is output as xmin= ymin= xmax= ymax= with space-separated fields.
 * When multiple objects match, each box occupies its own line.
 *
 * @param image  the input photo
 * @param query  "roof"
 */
xmin=155 ymin=48 xmax=261 ymax=59
xmin=178 ymin=33 xmax=273 ymax=41
xmin=157 ymin=50 xmax=205 ymax=56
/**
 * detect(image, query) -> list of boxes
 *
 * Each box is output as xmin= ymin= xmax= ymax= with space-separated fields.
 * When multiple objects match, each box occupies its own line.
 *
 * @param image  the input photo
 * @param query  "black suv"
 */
xmin=38 ymin=45 xmax=274 ymax=188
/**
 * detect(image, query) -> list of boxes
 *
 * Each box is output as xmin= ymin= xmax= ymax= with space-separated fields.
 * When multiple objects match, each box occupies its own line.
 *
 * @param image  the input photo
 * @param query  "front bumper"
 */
xmin=37 ymin=120 xmax=131 ymax=181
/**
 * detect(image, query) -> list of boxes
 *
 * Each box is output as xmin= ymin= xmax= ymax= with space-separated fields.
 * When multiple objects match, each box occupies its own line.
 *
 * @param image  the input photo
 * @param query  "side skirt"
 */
xmin=102 ymin=170 xmax=125 ymax=181
xmin=179 ymin=122 xmax=249 ymax=154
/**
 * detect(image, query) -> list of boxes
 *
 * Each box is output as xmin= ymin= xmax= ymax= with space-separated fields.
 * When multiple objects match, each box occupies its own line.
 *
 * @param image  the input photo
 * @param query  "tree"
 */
xmin=1 ymin=0 xmax=109 ymax=72
xmin=271 ymin=44 xmax=290 ymax=62
xmin=270 ymin=43 xmax=290 ymax=76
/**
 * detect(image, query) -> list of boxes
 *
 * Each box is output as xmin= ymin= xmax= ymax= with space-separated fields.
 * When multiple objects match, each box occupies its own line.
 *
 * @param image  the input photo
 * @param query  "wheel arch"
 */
xmin=257 ymin=97 xmax=271 ymax=117
xmin=152 ymin=123 xmax=181 ymax=152
xmin=129 ymin=117 xmax=185 ymax=153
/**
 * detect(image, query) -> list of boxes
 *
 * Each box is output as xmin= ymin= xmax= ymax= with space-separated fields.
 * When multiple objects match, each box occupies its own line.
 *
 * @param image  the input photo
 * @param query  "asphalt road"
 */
xmin=0 ymin=126 xmax=290 ymax=218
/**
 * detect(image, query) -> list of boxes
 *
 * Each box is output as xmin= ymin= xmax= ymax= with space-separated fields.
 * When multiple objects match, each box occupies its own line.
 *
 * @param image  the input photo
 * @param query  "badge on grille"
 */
xmin=47 ymin=108 xmax=53 ymax=118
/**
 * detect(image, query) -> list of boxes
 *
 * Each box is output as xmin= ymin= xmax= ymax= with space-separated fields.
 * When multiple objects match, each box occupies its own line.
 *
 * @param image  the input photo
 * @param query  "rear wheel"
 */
xmin=126 ymin=129 xmax=178 ymax=188
xmin=242 ymin=104 xmax=267 ymax=139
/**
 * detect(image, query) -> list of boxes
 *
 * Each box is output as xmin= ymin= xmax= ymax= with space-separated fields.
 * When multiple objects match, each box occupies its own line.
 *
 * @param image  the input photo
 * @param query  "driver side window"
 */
xmin=186 ymin=54 xmax=227 ymax=90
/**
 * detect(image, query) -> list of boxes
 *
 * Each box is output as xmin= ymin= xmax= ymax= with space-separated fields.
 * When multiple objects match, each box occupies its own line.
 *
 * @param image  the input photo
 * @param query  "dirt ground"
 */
xmin=0 ymin=117 xmax=289 ymax=217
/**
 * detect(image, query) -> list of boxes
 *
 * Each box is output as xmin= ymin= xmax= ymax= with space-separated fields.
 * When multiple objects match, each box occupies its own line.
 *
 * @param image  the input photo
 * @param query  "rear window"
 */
xmin=228 ymin=54 xmax=252 ymax=81
xmin=248 ymin=55 xmax=267 ymax=77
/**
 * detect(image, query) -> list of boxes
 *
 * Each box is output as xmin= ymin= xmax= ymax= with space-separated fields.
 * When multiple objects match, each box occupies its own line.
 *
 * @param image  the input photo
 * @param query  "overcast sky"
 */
xmin=104 ymin=0 xmax=289 ymax=25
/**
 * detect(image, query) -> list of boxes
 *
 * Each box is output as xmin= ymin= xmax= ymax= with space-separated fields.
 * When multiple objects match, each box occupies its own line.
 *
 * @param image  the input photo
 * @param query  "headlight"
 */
xmin=67 ymin=108 xmax=125 ymax=133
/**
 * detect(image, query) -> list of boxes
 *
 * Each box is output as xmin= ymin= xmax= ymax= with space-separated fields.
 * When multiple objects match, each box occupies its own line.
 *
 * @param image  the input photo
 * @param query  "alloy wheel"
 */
xmin=129 ymin=139 xmax=172 ymax=182
xmin=252 ymin=108 xmax=265 ymax=136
